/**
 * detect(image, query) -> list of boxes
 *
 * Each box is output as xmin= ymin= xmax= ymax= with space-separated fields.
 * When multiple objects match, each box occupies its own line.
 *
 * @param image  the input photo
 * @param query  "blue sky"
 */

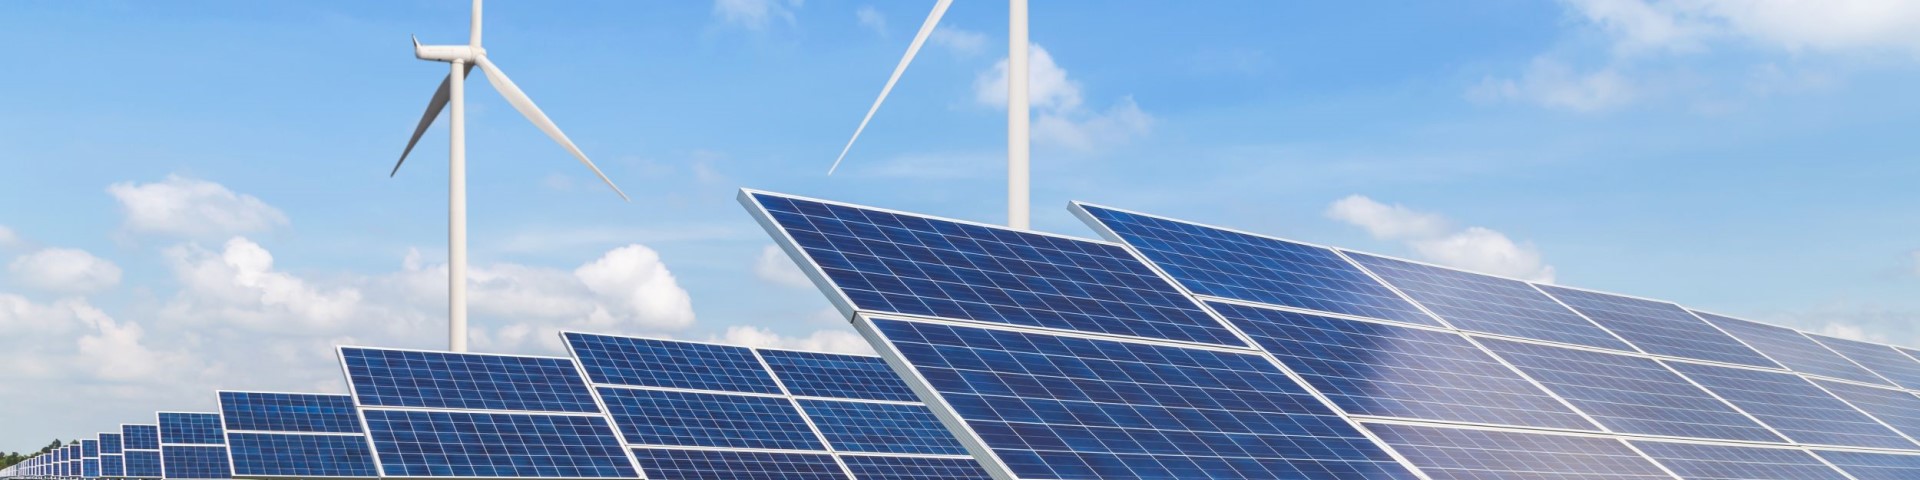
xmin=4 ymin=0 xmax=1920 ymax=450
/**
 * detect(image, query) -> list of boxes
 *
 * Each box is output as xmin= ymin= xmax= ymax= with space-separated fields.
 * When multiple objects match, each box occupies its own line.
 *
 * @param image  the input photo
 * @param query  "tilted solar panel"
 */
xmin=1667 ymin=361 xmax=1913 ymax=449
xmin=123 ymin=425 xmax=160 ymax=451
xmin=596 ymin=387 xmax=823 ymax=450
xmin=1695 ymin=311 xmax=1891 ymax=385
xmin=99 ymin=455 xmax=123 ymax=478
xmin=81 ymin=441 xmax=96 ymax=458
xmin=81 ymin=459 xmax=97 ymax=479
xmin=1538 ymin=285 xmax=1779 ymax=368
xmin=227 ymin=434 xmax=377 ymax=479
xmin=798 ymin=399 xmax=968 ymax=455
xmin=1629 ymin=441 xmax=1848 ymax=480
xmin=760 ymin=349 xmax=918 ymax=402
xmin=1812 ymin=379 xmax=1920 ymax=441
xmin=566 ymin=333 xmax=782 ymax=393
xmin=1073 ymin=203 xmax=1439 ymax=327
xmin=747 ymin=191 xmax=1243 ymax=346
xmin=1365 ymin=423 xmax=1672 ymax=479
xmin=1207 ymin=300 xmax=1595 ymax=430
xmin=1477 ymin=337 xmax=1783 ymax=442
xmin=158 ymin=413 xmax=225 ymax=446
xmin=1345 ymin=252 xmax=1635 ymax=351
xmin=628 ymin=449 xmax=843 ymax=480
xmin=99 ymin=434 xmax=121 ymax=455
xmin=158 ymin=413 xmax=231 ymax=479
xmin=339 ymin=347 xmax=600 ymax=412
xmin=218 ymin=392 xmax=361 ymax=434
xmin=1809 ymin=334 xmax=1920 ymax=391
xmin=1813 ymin=450 xmax=1920 ymax=480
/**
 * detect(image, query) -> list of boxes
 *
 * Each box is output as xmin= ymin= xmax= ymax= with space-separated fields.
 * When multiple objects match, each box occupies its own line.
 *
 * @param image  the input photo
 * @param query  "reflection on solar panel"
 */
xmin=1073 ymin=203 xmax=1439 ymax=326
xmin=1812 ymin=379 xmax=1920 ymax=440
xmin=1809 ymin=334 xmax=1920 ymax=390
xmin=1207 ymin=301 xmax=1594 ymax=430
xmin=746 ymin=191 xmax=1242 ymax=346
xmin=218 ymin=391 xmax=377 ymax=479
xmin=1345 ymin=252 xmax=1634 ymax=351
xmin=1668 ymin=361 xmax=1913 ymax=448
xmin=124 ymin=425 xmax=161 ymax=451
xmin=1814 ymin=450 xmax=1920 ymax=480
xmin=1366 ymin=423 xmax=1671 ymax=479
xmin=1629 ymin=441 xmax=1847 ymax=479
xmin=1539 ymin=285 xmax=1779 ymax=368
xmin=1476 ymin=337 xmax=1782 ymax=442
xmin=1695 ymin=311 xmax=1890 ymax=385
xmin=561 ymin=331 xmax=990 ymax=480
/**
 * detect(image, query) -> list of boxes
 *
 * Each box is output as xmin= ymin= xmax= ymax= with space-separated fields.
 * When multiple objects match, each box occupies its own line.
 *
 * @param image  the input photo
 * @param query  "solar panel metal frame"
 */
xmin=216 ymin=390 xmax=377 ymax=480
xmin=335 ymin=346 xmax=642 ymax=480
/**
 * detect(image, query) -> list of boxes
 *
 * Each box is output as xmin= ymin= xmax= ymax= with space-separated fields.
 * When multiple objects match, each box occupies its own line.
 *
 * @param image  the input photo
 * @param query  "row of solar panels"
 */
xmin=0 ymin=330 xmax=994 ymax=480
xmin=737 ymin=189 xmax=1920 ymax=479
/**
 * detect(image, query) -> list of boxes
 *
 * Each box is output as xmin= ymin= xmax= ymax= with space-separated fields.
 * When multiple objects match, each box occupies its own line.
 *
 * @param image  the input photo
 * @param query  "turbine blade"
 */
xmin=392 ymin=68 xmax=462 ymax=177
xmin=471 ymin=55 xmax=629 ymax=201
xmin=828 ymin=0 xmax=953 ymax=175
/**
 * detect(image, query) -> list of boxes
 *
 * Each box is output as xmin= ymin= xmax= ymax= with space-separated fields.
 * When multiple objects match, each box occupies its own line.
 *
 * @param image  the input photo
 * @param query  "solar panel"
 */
xmin=218 ymin=392 xmax=361 ymax=434
xmin=1538 ymin=285 xmax=1779 ymax=368
xmin=1667 ymin=361 xmax=1912 ymax=448
xmin=798 ymin=399 xmax=969 ymax=455
xmin=745 ymin=191 xmax=1243 ymax=347
xmin=1809 ymin=334 xmax=1920 ymax=390
xmin=1073 ymin=203 xmax=1439 ymax=327
xmin=1812 ymin=379 xmax=1920 ymax=441
xmin=226 ymin=434 xmax=377 ymax=479
xmin=596 ymin=387 xmax=823 ymax=450
xmin=566 ymin=333 xmax=782 ymax=393
xmin=81 ymin=441 xmax=96 ymax=459
xmin=98 ymin=456 xmax=123 ymax=478
xmin=339 ymin=347 xmax=600 ymax=412
xmin=159 ymin=446 xmax=228 ymax=479
xmin=1694 ymin=311 xmax=1890 ymax=385
xmin=1813 ymin=450 xmax=1920 ymax=480
xmin=1477 ymin=337 xmax=1782 ymax=442
xmin=123 ymin=425 xmax=160 ymax=451
xmin=1628 ymin=441 xmax=1847 ymax=479
xmin=99 ymin=434 xmax=122 ymax=455
xmin=1365 ymin=423 xmax=1672 ymax=479
xmin=81 ymin=459 xmax=97 ymax=479
xmin=627 ymin=450 xmax=843 ymax=480
xmin=1207 ymin=301 xmax=1595 ymax=430
xmin=760 ymin=349 xmax=919 ymax=402
xmin=1345 ymin=252 xmax=1634 ymax=351
xmin=839 ymin=455 xmax=995 ymax=480
xmin=868 ymin=316 xmax=1419 ymax=479
xmin=158 ymin=413 xmax=225 ymax=445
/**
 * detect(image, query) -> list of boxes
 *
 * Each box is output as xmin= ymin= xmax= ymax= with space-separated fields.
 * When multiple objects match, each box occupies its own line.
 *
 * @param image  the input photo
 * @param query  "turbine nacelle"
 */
xmin=412 ymin=37 xmax=484 ymax=63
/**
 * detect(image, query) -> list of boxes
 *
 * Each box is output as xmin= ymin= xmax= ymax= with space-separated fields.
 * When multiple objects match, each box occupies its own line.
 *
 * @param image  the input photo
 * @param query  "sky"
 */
xmin=3 ymin=0 xmax=1920 ymax=451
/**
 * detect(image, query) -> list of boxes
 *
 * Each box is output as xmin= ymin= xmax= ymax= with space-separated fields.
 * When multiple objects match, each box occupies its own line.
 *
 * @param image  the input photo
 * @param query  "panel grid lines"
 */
xmin=565 ymin=333 xmax=782 ymax=394
xmin=219 ymin=392 xmax=362 ymax=434
xmin=1629 ymin=441 xmax=1848 ymax=479
xmin=1667 ymin=361 xmax=1914 ymax=449
xmin=358 ymin=409 xmax=636 ymax=479
xmin=341 ymin=347 xmax=600 ymax=413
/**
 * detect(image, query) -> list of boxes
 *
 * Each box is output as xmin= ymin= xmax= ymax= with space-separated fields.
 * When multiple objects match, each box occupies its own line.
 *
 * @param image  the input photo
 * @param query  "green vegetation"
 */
xmin=0 ymin=440 xmax=67 ymax=469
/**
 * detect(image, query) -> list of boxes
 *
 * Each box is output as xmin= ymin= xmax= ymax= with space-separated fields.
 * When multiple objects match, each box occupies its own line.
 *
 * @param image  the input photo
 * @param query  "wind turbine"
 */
xmin=828 ymin=0 xmax=1032 ymax=230
xmin=391 ymin=0 xmax=628 ymax=352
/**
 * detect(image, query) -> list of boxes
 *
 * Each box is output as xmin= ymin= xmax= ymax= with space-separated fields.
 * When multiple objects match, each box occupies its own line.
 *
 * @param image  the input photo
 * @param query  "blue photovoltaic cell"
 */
xmin=125 ymin=425 xmax=161 ymax=450
xmin=840 ymin=455 xmax=993 ymax=480
xmin=799 ymin=399 xmax=968 ymax=455
xmin=595 ymin=387 xmax=822 ymax=450
xmin=563 ymin=332 xmax=781 ymax=394
xmin=1629 ymin=441 xmax=1847 ymax=480
xmin=1367 ymin=423 xmax=1671 ymax=479
xmin=159 ymin=413 xmax=225 ymax=445
xmin=1346 ymin=252 xmax=1634 ymax=351
xmin=629 ymin=449 xmax=844 ymax=480
xmin=82 ymin=441 xmax=97 ymax=458
xmin=749 ymin=192 xmax=1243 ymax=347
xmin=1810 ymin=335 xmax=1920 ymax=391
xmin=1208 ymin=301 xmax=1594 ymax=430
xmin=1075 ymin=204 xmax=1438 ymax=327
xmin=1695 ymin=311 xmax=1890 ymax=385
xmin=1815 ymin=450 xmax=1920 ymax=480
xmin=340 ymin=348 xmax=600 ymax=413
xmin=1667 ymin=361 xmax=1913 ymax=449
xmin=219 ymin=392 xmax=361 ymax=434
xmin=227 ymin=433 xmax=377 ymax=478
xmin=1478 ymin=338 xmax=1782 ymax=442
xmin=100 ymin=455 xmax=124 ymax=478
xmin=160 ymin=446 xmax=230 ymax=479
xmin=83 ymin=459 xmax=98 ymax=478
xmin=361 ymin=409 xmax=635 ymax=478
xmin=759 ymin=349 xmax=919 ymax=402
xmin=1538 ymin=285 xmax=1779 ymax=368
xmin=1813 ymin=379 xmax=1920 ymax=441
xmin=100 ymin=434 xmax=122 ymax=454
xmin=871 ymin=317 xmax=1419 ymax=480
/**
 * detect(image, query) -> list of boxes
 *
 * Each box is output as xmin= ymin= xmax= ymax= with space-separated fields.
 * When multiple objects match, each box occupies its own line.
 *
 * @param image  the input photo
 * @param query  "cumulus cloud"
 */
xmin=974 ymin=44 xmax=1154 ymax=151
xmin=9 ymin=248 xmax=122 ymax=293
xmin=575 ymin=245 xmax=697 ymax=330
xmin=855 ymin=5 xmax=885 ymax=35
xmin=755 ymin=244 xmax=813 ymax=288
xmin=108 ymin=175 xmax=288 ymax=238
xmin=1327 ymin=195 xmax=1556 ymax=283
xmin=714 ymin=325 xmax=874 ymax=355
xmin=713 ymin=0 xmax=803 ymax=30
xmin=0 ymin=294 xmax=192 ymax=382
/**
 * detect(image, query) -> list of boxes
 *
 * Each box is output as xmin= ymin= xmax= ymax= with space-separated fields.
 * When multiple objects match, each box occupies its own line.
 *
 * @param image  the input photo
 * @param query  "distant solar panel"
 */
xmin=1478 ymin=337 xmax=1782 ymax=442
xmin=339 ymin=347 xmax=599 ymax=412
xmin=1695 ymin=311 xmax=1891 ymax=385
xmin=1538 ymin=285 xmax=1779 ymax=368
xmin=745 ymin=191 xmax=1243 ymax=346
xmin=628 ymin=449 xmax=843 ymax=480
xmin=1629 ymin=441 xmax=1848 ymax=479
xmin=1207 ymin=301 xmax=1594 ymax=430
xmin=1814 ymin=450 xmax=1920 ymax=480
xmin=1366 ymin=423 xmax=1672 ymax=479
xmin=99 ymin=434 xmax=122 ymax=455
xmin=1809 ymin=334 xmax=1920 ymax=390
xmin=158 ymin=413 xmax=225 ymax=445
xmin=81 ymin=441 xmax=96 ymax=459
xmin=123 ymin=425 xmax=160 ymax=451
xmin=760 ymin=348 xmax=918 ymax=402
xmin=1812 ymin=379 xmax=1920 ymax=441
xmin=1073 ymin=203 xmax=1439 ymax=326
xmin=1345 ymin=252 xmax=1635 ymax=351
xmin=218 ymin=392 xmax=361 ymax=434
xmin=1667 ymin=361 xmax=1913 ymax=449
xmin=566 ymin=333 xmax=781 ymax=393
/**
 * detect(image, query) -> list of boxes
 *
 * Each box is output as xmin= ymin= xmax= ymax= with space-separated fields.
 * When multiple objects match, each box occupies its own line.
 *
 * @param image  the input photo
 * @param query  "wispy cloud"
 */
xmin=855 ymin=5 xmax=886 ymax=35
xmin=974 ymin=44 xmax=1154 ymax=151
xmin=108 ymin=175 xmax=288 ymax=239
xmin=712 ymin=0 xmax=804 ymax=31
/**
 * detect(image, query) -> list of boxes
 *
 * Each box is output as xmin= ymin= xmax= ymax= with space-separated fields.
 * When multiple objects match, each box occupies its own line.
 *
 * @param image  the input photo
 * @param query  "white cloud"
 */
xmin=755 ymin=244 xmax=813 ymax=288
xmin=9 ymin=248 xmax=123 ymax=294
xmin=931 ymin=26 xmax=987 ymax=55
xmin=714 ymin=325 xmax=874 ymax=355
xmin=163 ymin=237 xmax=364 ymax=332
xmin=974 ymin=44 xmax=1154 ymax=151
xmin=575 ymin=245 xmax=697 ymax=330
xmin=1561 ymin=0 xmax=1920 ymax=55
xmin=1327 ymin=195 xmax=1556 ymax=283
xmin=1471 ymin=59 xmax=1634 ymax=112
xmin=855 ymin=5 xmax=886 ymax=35
xmin=108 ymin=175 xmax=288 ymax=238
xmin=713 ymin=0 xmax=803 ymax=30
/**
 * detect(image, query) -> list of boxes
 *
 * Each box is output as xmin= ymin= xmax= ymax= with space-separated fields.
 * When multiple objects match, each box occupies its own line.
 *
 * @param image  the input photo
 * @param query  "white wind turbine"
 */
xmin=829 ymin=0 xmax=1033 ymax=230
xmin=390 ymin=0 xmax=628 ymax=352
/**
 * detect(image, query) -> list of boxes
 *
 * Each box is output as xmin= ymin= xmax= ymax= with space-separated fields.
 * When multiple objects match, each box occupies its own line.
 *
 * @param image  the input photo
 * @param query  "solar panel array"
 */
xmin=217 ymin=391 xmax=377 ymax=479
xmin=561 ymin=331 xmax=992 ymax=480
